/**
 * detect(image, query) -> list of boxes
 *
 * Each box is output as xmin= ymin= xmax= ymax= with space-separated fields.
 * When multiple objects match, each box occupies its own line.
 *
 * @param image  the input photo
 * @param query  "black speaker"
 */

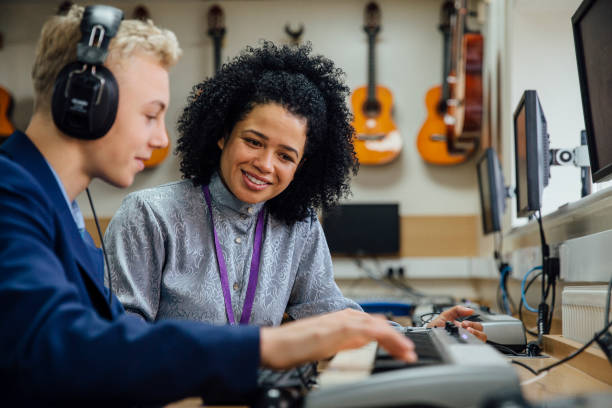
xmin=51 ymin=5 xmax=123 ymax=140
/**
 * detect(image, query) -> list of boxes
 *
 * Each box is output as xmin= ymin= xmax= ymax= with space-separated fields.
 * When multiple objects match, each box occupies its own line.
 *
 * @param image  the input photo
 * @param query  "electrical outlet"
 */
xmin=509 ymin=246 xmax=542 ymax=280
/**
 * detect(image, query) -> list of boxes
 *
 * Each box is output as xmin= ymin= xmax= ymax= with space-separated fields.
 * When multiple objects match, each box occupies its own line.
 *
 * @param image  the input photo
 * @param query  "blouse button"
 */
xmin=247 ymin=207 xmax=254 ymax=214
xmin=235 ymin=237 xmax=242 ymax=244
xmin=233 ymin=282 xmax=239 ymax=291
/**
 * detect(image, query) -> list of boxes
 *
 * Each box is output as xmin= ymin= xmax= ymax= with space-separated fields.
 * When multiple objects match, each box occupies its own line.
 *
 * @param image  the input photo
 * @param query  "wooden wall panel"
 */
xmin=400 ymin=215 xmax=479 ymax=257
xmin=87 ymin=215 xmax=480 ymax=257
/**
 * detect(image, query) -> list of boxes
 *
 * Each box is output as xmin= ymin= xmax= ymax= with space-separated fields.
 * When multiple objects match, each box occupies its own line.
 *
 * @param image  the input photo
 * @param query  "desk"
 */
xmin=513 ymin=355 xmax=611 ymax=401
xmin=513 ymin=334 xmax=612 ymax=401
xmin=165 ymin=333 xmax=612 ymax=408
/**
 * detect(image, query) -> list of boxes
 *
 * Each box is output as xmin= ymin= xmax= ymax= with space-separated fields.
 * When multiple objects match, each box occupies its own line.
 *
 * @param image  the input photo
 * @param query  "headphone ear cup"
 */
xmin=51 ymin=62 xmax=119 ymax=140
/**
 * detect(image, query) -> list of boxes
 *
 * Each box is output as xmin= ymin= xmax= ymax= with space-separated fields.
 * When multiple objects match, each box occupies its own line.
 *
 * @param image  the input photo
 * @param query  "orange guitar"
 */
xmin=0 ymin=86 xmax=16 ymax=142
xmin=351 ymin=2 xmax=401 ymax=166
xmin=132 ymin=6 xmax=170 ymax=168
xmin=417 ymin=1 xmax=473 ymax=165
xmin=445 ymin=0 xmax=483 ymax=154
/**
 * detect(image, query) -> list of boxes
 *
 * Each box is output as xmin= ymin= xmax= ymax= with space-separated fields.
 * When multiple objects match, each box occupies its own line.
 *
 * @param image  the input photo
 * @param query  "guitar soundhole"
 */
xmin=363 ymin=99 xmax=381 ymax=117
xmin=436 ymin=99 xmax=448 ymax=116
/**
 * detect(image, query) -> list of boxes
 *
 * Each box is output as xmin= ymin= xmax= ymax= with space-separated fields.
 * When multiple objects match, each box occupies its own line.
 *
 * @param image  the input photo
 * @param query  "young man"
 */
xmin=0 ymin=5 xmax=418 ymax=407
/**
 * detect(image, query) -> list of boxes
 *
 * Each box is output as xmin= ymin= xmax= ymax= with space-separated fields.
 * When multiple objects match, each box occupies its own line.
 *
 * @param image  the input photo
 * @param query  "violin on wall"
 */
xmin=445 ymin=0 xmax=483 ymax=155
xmin=351 ymin=2 xmax=402 ymax=166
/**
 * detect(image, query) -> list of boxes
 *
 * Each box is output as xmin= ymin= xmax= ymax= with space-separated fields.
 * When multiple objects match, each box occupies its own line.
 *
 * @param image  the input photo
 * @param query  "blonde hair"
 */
xmin=32 ymin=5 xmax=182 ymax=111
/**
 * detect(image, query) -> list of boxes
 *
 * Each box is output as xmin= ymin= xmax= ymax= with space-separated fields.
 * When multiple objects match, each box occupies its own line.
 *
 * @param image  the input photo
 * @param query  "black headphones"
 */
xmin=51 ymin=5 xmax=124 ymax=140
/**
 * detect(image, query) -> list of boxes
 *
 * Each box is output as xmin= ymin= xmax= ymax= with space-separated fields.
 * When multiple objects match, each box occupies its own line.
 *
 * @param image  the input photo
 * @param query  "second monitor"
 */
xmin=321 ymin=203 xmax=400 ymax=256
xmin=477 ymin=147 xmax=507 ymax=234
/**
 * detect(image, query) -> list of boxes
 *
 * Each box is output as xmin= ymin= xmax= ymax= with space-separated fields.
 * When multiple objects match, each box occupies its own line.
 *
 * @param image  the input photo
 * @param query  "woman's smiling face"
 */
xmin=217 ymin=103 xmax=307 ymax=204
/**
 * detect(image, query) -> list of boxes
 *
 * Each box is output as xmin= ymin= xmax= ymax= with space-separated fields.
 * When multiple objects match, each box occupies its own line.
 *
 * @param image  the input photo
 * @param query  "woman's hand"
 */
xmin=426 ymin=305 xmax=487 ymax=342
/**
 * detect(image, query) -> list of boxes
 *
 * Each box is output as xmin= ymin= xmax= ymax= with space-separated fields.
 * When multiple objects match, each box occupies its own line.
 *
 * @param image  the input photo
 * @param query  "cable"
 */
xmin=486 ymin=340 xmax=525 ymax=356
xmin=547 ymin=273 xmax=557 ymax=333
xmin=354 ymin=258 xmax=405 ymax=293
xmin=416 ymin=312 xmax=440 ymax=326
xmin=535 ymin=210 xmax=550 ymax=340
xmin=388 ymin=275 xmax=427 ymax=299
xmin=521 ymin=266 xmax=542 ymax=313
xmin=86 ymin=188 xmax=113 ymax=307
xmin=353 ymin=258 xmax=425 ymax=303
xmin=519 ymin=270 xmax=542 ymax=337
xmin=499 ymin=264 xmax=514 ymax=314
xmin=514 ymin=319 xmax=612 ymax=376
xmin=511 ymin=359 xmax=537 ymax=375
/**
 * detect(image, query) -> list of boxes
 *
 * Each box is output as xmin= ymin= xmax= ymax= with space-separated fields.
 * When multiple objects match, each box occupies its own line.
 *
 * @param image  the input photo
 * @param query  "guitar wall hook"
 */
xmin=284 ymin=23 xmax=304 ymax=46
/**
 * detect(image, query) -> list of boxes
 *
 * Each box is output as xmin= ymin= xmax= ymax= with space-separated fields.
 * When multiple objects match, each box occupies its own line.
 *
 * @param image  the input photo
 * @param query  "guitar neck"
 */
xmin=213 ymin=35 xmax=223 ymax=73
xmin=367 ymin=33 xmax=377 ymax=102
xmin=207 ymin=5 xmax=225 ymax=75
xmin=441 ymin=30 xmax=452 ymax=102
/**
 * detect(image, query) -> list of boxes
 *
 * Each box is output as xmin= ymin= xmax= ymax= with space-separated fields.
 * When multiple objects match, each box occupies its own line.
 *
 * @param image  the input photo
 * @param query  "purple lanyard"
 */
xmin=202 ymin=185 xmax=265 ymax=325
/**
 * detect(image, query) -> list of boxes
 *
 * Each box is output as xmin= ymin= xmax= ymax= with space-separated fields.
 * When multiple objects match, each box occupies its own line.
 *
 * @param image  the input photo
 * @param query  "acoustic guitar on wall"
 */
xmin=132 ymin=5 xmax=170 ymax=168
xmin=351 ymin=2 xmax=401 ymax=166
xmin=416 ymin=1 xmax=474 ymax=165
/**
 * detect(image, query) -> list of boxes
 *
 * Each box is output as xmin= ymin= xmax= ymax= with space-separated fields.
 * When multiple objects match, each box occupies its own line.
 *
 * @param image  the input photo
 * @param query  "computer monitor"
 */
xmin=572 ymin=0 xmax=612 ymax=182
xmin=513 ymin=90 xmax=550 ymax=218
xmin=321 ymin=203 xmax=399 ymax=256
xmin=477 ymin=147 xmax=506 ymax=234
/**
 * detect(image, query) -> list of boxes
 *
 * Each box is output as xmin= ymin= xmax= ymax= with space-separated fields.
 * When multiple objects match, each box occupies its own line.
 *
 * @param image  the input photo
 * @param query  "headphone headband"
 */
xmin=51 ymin=5 xmax=124 ymax=140
xmin=77 ymin=6 xmax=123 ymax=66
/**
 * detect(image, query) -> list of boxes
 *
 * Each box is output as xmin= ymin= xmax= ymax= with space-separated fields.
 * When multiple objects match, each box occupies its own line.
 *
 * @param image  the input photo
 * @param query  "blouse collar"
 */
xmin=208 ymin=172 xmax=266 ymax=217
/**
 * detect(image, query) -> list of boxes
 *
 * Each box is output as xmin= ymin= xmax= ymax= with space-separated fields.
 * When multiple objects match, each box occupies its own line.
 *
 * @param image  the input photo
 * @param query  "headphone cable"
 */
xmin=86 ymin=187 xmax=113 ymax=308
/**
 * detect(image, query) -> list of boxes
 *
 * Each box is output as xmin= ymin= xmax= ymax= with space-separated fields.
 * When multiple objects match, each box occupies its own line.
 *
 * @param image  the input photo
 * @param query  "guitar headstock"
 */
xmin=207 ymin=4 xmax=226 ymax=40
xmin=285 ymin=23 xmax=304 ymax=46
xmin=438 ymin=0 xmax=455 ymax=34
xmin=132 ymin=5 xmax=151 ymax=22
xmin=363 ymin=2 xmax=381 ymax=37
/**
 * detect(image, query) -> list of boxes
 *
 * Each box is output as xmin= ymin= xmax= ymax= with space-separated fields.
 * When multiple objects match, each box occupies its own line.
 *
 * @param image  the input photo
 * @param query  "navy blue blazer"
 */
xmin=0 ymin=132 xmax=260 ymax=407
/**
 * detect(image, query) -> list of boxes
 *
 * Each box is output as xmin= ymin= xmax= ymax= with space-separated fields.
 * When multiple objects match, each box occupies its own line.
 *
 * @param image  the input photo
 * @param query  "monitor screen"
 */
xmin=572 ymin=0 xmax=612 ymax=182
xmin=321 ymin=203 xmax=400 ymax=256
xmin=477 ymin=147 xmax=506 ymax=234
xmin=513 ymin=90 xmax=550 ymax=218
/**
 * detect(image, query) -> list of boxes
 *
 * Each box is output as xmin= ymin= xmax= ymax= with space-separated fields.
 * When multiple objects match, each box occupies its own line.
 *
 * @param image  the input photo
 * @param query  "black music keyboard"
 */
xmin=302 ymin=324 xmax=521 ymax=408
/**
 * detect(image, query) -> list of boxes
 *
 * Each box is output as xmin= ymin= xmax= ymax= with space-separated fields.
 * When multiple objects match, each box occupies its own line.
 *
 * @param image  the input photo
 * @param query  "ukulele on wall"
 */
xmin=207 ymin=5 xmax=226 ymax=74
xmin=445 ymin=0 xmax=483 ymax=154
xmin=351 ymin=2 xmax=402 ymax=166
xmin=132 ymin=5 xmax=170 ymax=168
xmin=416 ymin=1 xmax=474 ymax=165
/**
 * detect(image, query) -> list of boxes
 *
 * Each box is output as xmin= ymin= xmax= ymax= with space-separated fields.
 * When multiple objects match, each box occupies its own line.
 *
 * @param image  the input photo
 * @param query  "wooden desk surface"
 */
xmin=165 ymin=333 xmax=612 ymax=408
xmin=512 ymin=355 xmax=611 ymax=401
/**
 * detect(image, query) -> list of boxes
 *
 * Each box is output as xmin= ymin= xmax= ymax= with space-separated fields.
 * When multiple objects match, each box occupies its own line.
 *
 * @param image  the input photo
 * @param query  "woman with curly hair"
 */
xmin=104 ymin=41 xmax=363 ymax=326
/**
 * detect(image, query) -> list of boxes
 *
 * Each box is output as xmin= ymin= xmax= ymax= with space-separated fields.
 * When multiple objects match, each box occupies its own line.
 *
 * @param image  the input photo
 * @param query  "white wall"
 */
xmin=507 ymin=0 xmax=588 ymax=226
xmin=0 ymin=0 xmax=482 ymax=218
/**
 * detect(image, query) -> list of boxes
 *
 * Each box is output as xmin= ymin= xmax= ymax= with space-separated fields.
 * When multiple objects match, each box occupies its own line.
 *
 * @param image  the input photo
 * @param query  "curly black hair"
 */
xmin=176 ymin=41 xmax=358 ymax=224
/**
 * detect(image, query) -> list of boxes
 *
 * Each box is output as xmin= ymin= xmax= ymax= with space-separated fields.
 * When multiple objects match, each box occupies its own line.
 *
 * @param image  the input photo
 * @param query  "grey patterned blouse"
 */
xmin=104 ymin=173 xmax=360 ymax=326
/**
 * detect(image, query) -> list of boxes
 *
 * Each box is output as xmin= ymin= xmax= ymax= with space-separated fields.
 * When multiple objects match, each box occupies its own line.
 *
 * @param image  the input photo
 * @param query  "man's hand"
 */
xmin=426 ymin=305 xmax=487 ymax=342
xmin=260 ymin=309 xmax=417 ymax=370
